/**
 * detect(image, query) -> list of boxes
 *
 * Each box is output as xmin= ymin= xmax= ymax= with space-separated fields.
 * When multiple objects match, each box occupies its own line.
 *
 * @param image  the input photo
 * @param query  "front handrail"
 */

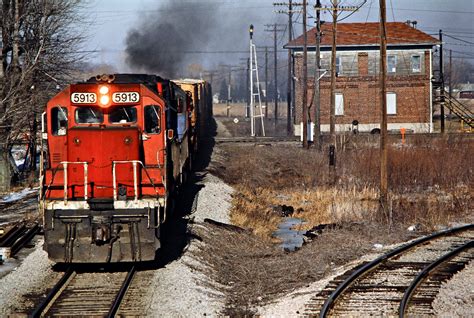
xmin=112 ymin=160 xmax=159 ymax=202
xmin=62 ymin=162 xmax=89 ymax=203
xmin=43 ymin=161 xmax=89 ymax=204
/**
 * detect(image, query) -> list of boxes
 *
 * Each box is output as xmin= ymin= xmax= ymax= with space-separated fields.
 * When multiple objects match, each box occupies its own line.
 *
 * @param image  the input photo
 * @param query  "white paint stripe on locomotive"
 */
xmin=44 ymin=198 xmax=164 ymax=211
xmin=113 ymin=198 xmax=164 ymax=209
xmin=45 ymin=200 xmax=90 ymax=210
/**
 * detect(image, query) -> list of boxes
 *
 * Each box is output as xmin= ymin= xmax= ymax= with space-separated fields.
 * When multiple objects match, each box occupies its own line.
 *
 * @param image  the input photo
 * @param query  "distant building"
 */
xmin=285 ymin=22 xmax=439 ymax=134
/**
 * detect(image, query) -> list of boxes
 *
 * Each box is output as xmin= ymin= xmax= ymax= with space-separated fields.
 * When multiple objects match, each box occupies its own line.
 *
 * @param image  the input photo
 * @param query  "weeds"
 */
xmin=210 ymin=136 xmax=473 ymax=237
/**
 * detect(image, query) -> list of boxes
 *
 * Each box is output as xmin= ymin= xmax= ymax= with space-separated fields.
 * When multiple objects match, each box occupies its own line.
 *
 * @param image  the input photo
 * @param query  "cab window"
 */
xmin=75 ymin=107 xmax=104 ymax=124
xmin=144 ymin=105 xmax=161 ymax=134
xmin=109 ymin=106 xmax=137 ymax=124
xmin=51 ymin=107 xmax=68 ymax=136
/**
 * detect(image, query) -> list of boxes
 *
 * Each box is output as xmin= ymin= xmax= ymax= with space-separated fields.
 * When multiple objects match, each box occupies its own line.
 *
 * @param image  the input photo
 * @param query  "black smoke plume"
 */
xmin=125 ymin=0 xmax=220 ymax=78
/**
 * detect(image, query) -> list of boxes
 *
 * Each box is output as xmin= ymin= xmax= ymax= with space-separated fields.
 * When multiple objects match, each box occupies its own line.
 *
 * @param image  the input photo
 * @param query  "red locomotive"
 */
xmin=39 ymin=74 xmax=211 ymax=263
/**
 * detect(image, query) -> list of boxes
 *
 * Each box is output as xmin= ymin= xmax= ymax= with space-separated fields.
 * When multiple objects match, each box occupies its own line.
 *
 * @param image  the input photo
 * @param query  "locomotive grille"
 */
xmin=52 ymin=153 xmax=61 ymax=164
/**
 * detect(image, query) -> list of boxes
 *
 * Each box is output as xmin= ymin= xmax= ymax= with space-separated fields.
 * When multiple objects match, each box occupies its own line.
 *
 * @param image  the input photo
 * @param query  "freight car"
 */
xmin=39 ymin=74 xmax=211 ymax=263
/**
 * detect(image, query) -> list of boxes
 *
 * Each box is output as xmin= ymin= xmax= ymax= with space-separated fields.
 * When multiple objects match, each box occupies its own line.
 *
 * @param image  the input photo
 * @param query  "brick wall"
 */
xmin=293 ymin=49 xmax=432 ymax=133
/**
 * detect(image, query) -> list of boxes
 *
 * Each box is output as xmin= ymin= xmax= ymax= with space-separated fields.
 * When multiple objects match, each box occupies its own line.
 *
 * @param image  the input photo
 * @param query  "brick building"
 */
xmin=285 ymin=22 xmax=439 ymax=135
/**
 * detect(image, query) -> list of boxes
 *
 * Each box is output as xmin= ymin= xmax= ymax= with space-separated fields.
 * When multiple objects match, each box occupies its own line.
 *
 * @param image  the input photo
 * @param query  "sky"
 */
xmin=83 ymin=0 xmax=474 ymax=74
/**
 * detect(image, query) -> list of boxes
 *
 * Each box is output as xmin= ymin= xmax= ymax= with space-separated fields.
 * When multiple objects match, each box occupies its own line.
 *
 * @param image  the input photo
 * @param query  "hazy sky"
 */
xmin=84 ymin=0 xmax=474 ymax=72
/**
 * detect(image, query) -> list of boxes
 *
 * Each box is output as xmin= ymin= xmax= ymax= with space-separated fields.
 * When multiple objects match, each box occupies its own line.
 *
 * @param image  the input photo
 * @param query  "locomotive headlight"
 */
xmin=99 ymin=85 xmax=109 ymax=95
xmin=100 ymin=95 xmax=110 ymax=106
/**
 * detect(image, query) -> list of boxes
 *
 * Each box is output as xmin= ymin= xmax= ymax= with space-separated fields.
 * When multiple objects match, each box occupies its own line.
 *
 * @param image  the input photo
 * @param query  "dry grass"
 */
xmin=210 ymin=136 xmax=473 ymax=237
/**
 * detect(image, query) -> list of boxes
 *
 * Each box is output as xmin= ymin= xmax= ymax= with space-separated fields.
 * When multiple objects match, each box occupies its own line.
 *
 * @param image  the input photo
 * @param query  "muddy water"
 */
xmin=273 ymin=217 xmax=306 ymax=251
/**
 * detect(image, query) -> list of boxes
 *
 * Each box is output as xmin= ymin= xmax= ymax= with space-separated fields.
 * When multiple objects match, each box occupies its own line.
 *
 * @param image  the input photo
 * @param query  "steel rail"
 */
xmin=319 ymin=223 xmax=474 ymax=317
xmin=399 ymin=240 xmax=474 ymax=317
xmin=215 ymin=136 xmax=299 ymax=143
xmin=10 ymin=223 xmax=40 ymax=256
xmin=31 ymin=267 xmax=76 ymax=318
xmin=107 ymin=266 xmax=136 ymax=318
xmin=0 ymin=224 xmax=26 ymax=246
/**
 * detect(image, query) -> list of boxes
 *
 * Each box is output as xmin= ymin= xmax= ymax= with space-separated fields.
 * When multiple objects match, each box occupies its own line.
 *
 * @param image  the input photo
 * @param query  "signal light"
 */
xmin=99 ymin=85 xmax=109 ymax=95
xmin=100 ymin=95 xmax=110 ymax=106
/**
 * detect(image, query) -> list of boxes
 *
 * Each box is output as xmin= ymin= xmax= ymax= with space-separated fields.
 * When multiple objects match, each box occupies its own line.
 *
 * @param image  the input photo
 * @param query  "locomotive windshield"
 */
xmin=75 ymin=107 xmax=104 ymax=124
xmin=109 ymin=106 xmax=137 ymax=124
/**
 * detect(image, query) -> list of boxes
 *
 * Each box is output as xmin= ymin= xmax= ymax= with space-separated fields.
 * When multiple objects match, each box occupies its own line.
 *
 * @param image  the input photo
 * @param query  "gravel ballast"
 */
xmin=0 ymin=238 xmax=59 ymax=315
xmin=146 ymin=173 xmax=232 ymax=316
xmin=433 ymin=260 xmax=474 ymax=317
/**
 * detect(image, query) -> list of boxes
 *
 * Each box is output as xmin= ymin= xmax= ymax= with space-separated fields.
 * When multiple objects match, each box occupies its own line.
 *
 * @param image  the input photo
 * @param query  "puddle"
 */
xmin=273 ymin=217 xmax=306 ymax=251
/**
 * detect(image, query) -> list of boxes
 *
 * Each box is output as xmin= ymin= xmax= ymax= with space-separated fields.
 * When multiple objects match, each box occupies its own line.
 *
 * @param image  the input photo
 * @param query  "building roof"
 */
xmin=285 ymin=22 xmax=439 ymax=49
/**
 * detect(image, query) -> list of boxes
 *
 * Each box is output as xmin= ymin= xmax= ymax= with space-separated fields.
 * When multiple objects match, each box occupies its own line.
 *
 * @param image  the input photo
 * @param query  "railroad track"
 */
xmin=215 ymin=136 xmax=299 ymax=143
xmin=305 ymin=224 xmax=474 ymax=317
xmin=31 ymin=266 xmax=136 ymax=317
xmin=0 ymin=222 xmax=40 ymax=259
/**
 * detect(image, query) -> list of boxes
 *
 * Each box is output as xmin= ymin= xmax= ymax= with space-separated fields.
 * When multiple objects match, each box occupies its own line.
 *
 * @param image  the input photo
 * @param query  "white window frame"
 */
xmin=387 ymin=92 xmax=397 ymax=115
xmin=387 ymin=55 xmax=397 ymax=73
xmin=411 ymin=55 xmax=421 ymax=73
xmin=335 ymin=56 xmax=342 ymax=74
xmin=335 ymin=93 xmax=344 ymax=116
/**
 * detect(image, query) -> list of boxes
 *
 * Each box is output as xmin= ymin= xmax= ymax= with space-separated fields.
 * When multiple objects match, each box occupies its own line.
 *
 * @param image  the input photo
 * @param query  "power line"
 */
xmin=444 ymin=34 xmax=474 ymax=45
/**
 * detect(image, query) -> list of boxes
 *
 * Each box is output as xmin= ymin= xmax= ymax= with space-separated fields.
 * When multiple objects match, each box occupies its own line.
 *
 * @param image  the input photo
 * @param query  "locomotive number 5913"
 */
xmin=113 ymin=92 xmax=140 ymax=103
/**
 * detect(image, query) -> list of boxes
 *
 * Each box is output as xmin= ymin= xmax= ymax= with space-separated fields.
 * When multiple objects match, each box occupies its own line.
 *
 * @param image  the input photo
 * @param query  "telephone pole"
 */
xmin=330 ymin=0 xmax=338 ymax=146
xmin=439 ymin=29 xmax=445 ymax=133
xmin=302 ymin=0 xmax=309 ymax=148
xmin=275 ymin=1 xmax=297 ymax=135
xmin=265 ymin=24 xmax=286 ymax=123
xmin=379 ymin=0 xmax=389 ymax=214
xmin=448 ymin=49 xmax=452 ymax=115
xmin=313 ymin=0 xmax=322 ymax=150
xmin=265 ymin=46 xmax=269 ymax=118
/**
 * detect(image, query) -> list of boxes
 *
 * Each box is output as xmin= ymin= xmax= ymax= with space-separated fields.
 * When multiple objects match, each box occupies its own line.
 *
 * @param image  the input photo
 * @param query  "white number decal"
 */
xmin=71 ymin=93 xmax=97 ymax=104
xmin=112 ymin=92 xmax=140 ymax=103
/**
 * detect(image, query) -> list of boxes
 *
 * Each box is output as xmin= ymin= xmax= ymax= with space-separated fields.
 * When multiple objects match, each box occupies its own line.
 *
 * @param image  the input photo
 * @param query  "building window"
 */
xmin=335 ymin=56 xmax=342 ymax=74
xmin=411 ymin=55 xmax=421 ymax=72
xmin=335 ymin=93 xmax=344 ymax=115
xmin=387 ymin=93 xmax=396 ymax=115
xmin=387 ymin=55 xmax=397 ymax=73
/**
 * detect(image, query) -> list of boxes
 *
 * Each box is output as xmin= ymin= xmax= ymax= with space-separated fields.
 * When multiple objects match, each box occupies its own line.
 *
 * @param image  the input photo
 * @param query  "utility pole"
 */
xmin=265 ymin=24 xmax=285 ymax=124
xmin=448 ymin=49 xmax=452 ymax=115
xmin=302 ymin=0 xmax=309 ymax=148
xmin=439 ymin=29 xmax=445 ymax=134
xmin=265 ymin=46 xmax=269 ymax=118
xmin=330 ymin=0 xmax=338 ymax=146
xmin=287 ymin=0 xmax=293 ymax=135
xmin=227 ymin=67 xmax=232 ymax=117
xmin=273 ymin=24 xmax=279 ymax=123
xmin=379 ymin=0 xmax=389 ymax=215
xmin=313 ymin=0 xmax=322 ymax=150
xmin=274 ymin=1 xmax=295 ymax=135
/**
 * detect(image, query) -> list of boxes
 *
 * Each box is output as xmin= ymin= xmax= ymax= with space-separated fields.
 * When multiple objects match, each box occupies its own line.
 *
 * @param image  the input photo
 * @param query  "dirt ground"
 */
xmin=191 ymin=116 xmax=473 ymax=315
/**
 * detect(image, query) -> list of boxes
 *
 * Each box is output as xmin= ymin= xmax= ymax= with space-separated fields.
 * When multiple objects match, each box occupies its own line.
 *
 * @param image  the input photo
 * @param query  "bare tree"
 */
xmin=0 ymin=0 xmax=89 ymax=191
